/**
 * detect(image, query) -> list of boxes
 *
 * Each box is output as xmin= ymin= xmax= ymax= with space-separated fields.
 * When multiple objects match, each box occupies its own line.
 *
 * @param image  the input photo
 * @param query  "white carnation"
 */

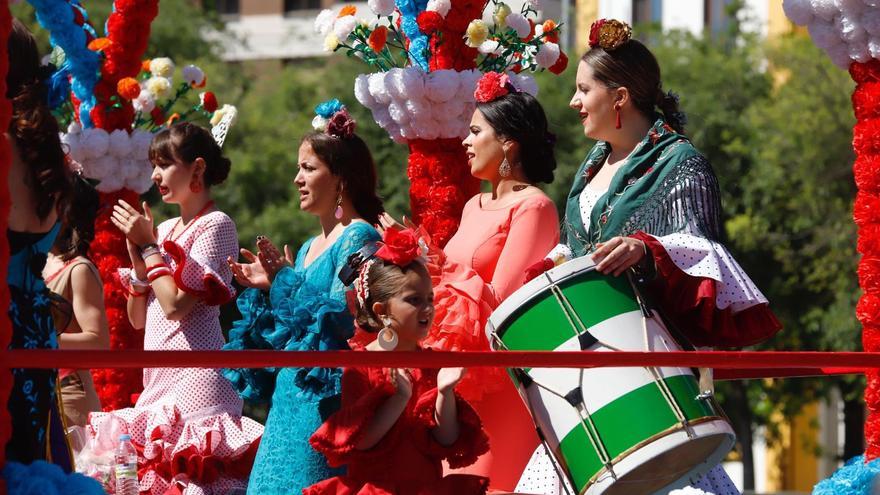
xmin=826 ymin=41 xmax=852 ymax=68
xmin=535 ymin=41 xmax=560 ymax=68
xmin=354 ymin=75 xmax=378 ymax=109
xmin=210 ymin=104 xmax=237 ymax=127
xmin=372 ymin=107 xmax=393 ymax=128
xmin=130 ymin=130 xmax=154 ymax=159
xmin=398 ymin=67 xmax=426 ymax=100
xmin=145 ymin=77 xmax=173 ymax=100
xmin=849 ymin=41 xmax=871 ymax=62
xmin=333 ymin=15 xmax=357 ymax=40
xmin=424 ymin=69 xmax=459 ymax=103
xmin=505 ymin=13 xmax=531 ymax=38
xmin=782 ymin=0 xmax=814 ymax=25
xmin=837 ymin=14 xmax=867 ymax=43
xmin=511 ymin=74 xmax=539 ymax=96
xmin=405 ymin=98 xmax=432 ymax=121
xmin=388 ymin=101 xmax=411 ymax=124
xmin=386 ymin=68 xmax=405 ymax=100
xmin=368 ymin=72 xmax=391 ymax=104
xmin=368 ymin=0 xmax=395 ymax=16
xmin=133 ymin=89 xmax=156 ymax=113
xmin=807 ymin=21 xmax=842 ymax=50
xmin=426 ymin=0 xmax=451 ymax=17
xmin=314 ymin=9 xmax=335 ymax=35
xmin=108 ymin=129 xmax=131 ymax=158
xmin=809 ymin=0 xmax=838 ymax=22
xmin=129 ymin=161 xmax=155 ymax=193
xmin=863 ymin=8 xmax=880 ymax=35
xmin=67 ymin=122 xmax=82 ymax=135
xmin=149 ymin=57 xmax=175 ymax=78
xmin=838 ymin=0 xmax=864 ymax=15
xmin=90 ymin=155 xmax=118 ymax=181
xmin=80 ymin=128 xmax=110 ymax=160
xmin=869 ymin=37 xmax=880 ymax=59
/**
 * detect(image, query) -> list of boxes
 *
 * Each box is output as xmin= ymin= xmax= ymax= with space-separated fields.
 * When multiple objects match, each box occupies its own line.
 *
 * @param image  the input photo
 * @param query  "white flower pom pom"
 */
xmin=145 ymin=77 xmax=173 ymax=100
xmin=478 ymin=39 xmax=503 ymax=56
xmin=334 ymin=15 xmax=357 ymax=41
xmin=108 ymin=129 xmax=131 ymax=158
xmin=368 ymin=72 xmax=392 ymax=104
xmin=312 ymin=115 xmax=329 ymax=131
xmin=398 ymin=67 xmax=426 ymax=100
xmin=425 ymin=69 xmax=459 ymax=103
xmin=511 ymin=74 xmax=539 ymax=96
xmin=90 ymin=155 xmax=118 ymax=182
xmin=373 ymin=107 xmax=394 ymax=128
xmin=426 ymin=0 xmax=451 ymax=17
xmin=81 ymin=128 xmax=110 ymax=160
xmin=131 ymin=130 xmax=154 ymax=160
xmin=809 ymin=0 xmax=839 ymax=22
xmin=405 ymin=98 xmax=432 ymax=122
xmin=314 ymin=9 xmax=335 ymax=35
xmin=862 ymin=8 xmax=880 ymax=36
xmin=182 ymin=65 xmax=206 ymax=86
xmin=837 ymin=14 xmax=868 ymax=43
xmin=826 ymin=41 xmax=853 ymax=68
xmin=850 ymin=41 xmax=871 ymax=62
xmin=368 ymin=0 xmax=396 ymax=16
xmin=388 ymin=101 xmax=411 ymax=125
xmin=535 ymin=42 xmax=560 ymax=68
xmin=149 ymin=57 xmax=175 ymax=78
xmin=68 ymin=121 xmax=82 ymax=135
xmin=505 ymin=13 xmax=531 ymax=38
xmin=133 ymin=89 xmax=156 ymax=113
xmin=526 ymin=0 xmax=543 ymax=10
xmin=129 ymin=160 xmax=155 ymax=193
xmin=385 ymin=68 xmax=405 ymax=100
xmin=839 ymin=0 xmax=865 ymax=15
xmin=807 ymin=21 xmax=842 ymax=51
xmin=782 ymin=0 xmax=814 ymax=25
xmin=354 ymin=75 xmax=378 ymax=109
xmin=459 ymin=69 xmax=482 ymax=101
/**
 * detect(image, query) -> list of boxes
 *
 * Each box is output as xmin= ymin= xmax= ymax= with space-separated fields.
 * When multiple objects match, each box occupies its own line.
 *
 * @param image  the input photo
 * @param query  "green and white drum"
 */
xmin=487 ymin=256 xmax=735 ymax=495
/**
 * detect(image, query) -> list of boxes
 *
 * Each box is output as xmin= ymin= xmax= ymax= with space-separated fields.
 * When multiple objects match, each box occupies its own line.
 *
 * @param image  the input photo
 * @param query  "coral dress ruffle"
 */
xmin=304 ymin=363 xmax=490 ymax=495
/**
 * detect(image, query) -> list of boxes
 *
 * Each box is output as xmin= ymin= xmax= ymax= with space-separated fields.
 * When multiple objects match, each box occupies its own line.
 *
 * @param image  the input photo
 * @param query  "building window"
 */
xmin=285 ymin=0 xmax=320 ymax=13
xmin=214 ymin=0 xmax=239 ymax=16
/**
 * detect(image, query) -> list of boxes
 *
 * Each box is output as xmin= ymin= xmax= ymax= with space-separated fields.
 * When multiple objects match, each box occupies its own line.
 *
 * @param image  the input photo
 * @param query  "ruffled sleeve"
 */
xmin=221 ymin=288 xmax=279 ymax=402
xmin=308 ymin=367 xmax=401 ymax=467
xmin=163 ymin=212 xmax=238 ymax=306
xmin=632 ymin=231 xmax=782 ymax=348
xmin=412 ymin=386 xmax=489 ymax=468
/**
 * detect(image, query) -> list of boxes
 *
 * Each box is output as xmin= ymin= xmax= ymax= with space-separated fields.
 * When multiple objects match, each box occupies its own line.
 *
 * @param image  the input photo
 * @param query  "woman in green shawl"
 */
xmin=516 ymin=19 xmax=781 ymax=495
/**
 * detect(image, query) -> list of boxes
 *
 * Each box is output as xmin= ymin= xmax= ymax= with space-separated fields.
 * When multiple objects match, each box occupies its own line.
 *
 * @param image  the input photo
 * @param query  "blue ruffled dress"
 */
xmin=223 ymin=222 xmax=379 ymax=494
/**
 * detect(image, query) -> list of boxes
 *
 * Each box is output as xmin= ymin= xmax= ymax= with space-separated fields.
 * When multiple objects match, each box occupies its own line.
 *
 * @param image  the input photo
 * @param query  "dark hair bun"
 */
xmin=149 ymin=122 xmax=231 ymax=187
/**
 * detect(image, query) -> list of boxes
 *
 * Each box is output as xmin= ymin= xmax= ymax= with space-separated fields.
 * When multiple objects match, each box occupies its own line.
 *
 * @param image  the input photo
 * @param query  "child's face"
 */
xmin=384 ymin=268 xmax=434 ymax=346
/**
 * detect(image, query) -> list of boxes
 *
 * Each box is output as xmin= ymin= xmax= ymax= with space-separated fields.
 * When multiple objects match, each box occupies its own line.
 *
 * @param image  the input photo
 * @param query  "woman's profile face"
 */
xmin=570 ymin=60 xmax=618 ymax=141
xmin=151 ymin=156 xmax=199 ymax=205
xmin=294 ymin=140 xmax=338 ymax=216
xmin=462 ymin=109 xmax=506 ymax=181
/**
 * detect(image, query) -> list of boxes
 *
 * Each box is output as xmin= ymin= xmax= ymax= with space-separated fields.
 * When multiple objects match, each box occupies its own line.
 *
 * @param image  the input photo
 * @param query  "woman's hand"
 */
xmin=111 ymin=200 xmax=156 ymax=247
xmin=228 ymin=248 xmax=271 ymax=290
xmin=377 ymin=212 xmax=408 ymax=235
xmin=591 ymin=236 xmax=647 ymax=277
xmin=256 ymin=236 xmax=293 ymax=282
xmin=437 ymin=367 xmax=466 ymax=394
xmin=126 ymin=239 xmax=147 ymax=279
xmin=389 ymin=368 xmax=413 ymax=399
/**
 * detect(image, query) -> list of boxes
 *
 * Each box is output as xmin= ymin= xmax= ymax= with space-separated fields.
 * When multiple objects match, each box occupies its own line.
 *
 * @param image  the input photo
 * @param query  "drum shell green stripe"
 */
xmin=495 ymin=272 xmax=638 ymax=352
xmin=529 ymin=374 xmax=716 ymax=491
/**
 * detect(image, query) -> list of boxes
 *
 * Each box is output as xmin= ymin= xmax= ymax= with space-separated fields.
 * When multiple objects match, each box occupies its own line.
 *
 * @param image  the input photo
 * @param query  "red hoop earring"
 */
xmin=615 ymin=105 xmax=622 ymax=129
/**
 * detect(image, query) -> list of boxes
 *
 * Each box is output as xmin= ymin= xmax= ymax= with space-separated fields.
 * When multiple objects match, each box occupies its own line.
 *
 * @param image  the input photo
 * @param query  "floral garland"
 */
xmin=783 ymin=0 xmax=880 ymax=69
xmin=27 ymin=0 xmax=101 ymax=127
xmin=0 ymin=0 xmax=12 ymax=472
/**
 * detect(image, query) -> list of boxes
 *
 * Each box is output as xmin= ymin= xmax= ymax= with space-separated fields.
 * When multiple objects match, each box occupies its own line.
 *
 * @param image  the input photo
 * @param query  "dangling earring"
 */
xmin=334 ymin=193 xmax=343 ymax=220
xmin=499 ymin=152 xmax=512 ymax=178
xmin=377 ymin=317 xmax=398 ymax=351
xmin=615 ymin=104 xmax=622 ymax=129
xmin=190 ymin=177 xmax=203 ymax=193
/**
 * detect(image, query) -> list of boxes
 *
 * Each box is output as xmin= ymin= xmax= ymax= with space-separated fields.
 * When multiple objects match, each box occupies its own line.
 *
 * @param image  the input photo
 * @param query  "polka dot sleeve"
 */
xmin=163 ymin=212 xmax=238 ymax=306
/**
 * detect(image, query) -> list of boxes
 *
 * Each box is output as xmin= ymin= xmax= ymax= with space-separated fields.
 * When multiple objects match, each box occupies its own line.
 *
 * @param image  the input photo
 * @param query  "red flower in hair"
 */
xmin=588 ymin=19 xmax=606 ymax=47
xmin=474 ymin=71 xmax=510 ymax=103
xmin=327 ymin=109 xmax=357 ymax=139
xmin=376 ymin=227 xmax=422 ymax=266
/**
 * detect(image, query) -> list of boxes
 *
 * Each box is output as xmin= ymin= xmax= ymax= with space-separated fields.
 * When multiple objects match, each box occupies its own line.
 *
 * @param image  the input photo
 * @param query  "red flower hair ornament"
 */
xmin=326 ymin=109 xmax=357 ymax=139
xmin=474 ymin=71 xmax=518 ymax=104
xmin=375 ymin=227 xmax=426 ymax=266
xmin=588 ymin=18 xmax=631 ymax=51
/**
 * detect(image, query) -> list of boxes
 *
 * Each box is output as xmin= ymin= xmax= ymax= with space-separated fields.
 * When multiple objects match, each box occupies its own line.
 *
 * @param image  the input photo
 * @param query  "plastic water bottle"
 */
xmin=114 ymin=434 xmax=138 ymax=495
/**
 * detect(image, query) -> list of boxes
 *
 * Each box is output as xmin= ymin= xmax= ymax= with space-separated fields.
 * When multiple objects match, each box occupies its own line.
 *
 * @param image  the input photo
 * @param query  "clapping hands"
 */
xmin=228 ymin=235 xmax=294 ymax=290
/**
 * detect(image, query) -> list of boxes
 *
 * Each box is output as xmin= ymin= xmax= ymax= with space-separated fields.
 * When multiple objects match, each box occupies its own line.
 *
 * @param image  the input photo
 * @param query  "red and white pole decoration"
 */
xmin=1 ymin=0 xmax=14 ymax=475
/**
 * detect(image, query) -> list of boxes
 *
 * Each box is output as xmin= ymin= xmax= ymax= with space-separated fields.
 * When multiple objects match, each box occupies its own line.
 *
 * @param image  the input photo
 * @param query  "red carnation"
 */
xmin=549 ymin=51 xmax=569 ymax=75
xmin=376 ymin=227 xmax=422 ymax=266
xmin=474 ymin=71 xmax=510 ymax=103
xmin=201 ymin=91 xmax=219 ymax=113
xmin=327 ymin=109 xmax=357 ymax=139
xmin=368 ymin=26 xmax=389 ymax=53
xmin=418 ymin=11 xmax=444 ymax=34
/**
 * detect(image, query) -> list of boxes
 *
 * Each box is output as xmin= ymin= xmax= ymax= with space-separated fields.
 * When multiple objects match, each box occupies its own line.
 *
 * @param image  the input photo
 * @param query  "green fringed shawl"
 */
xmin=562 ymin=118 xmax=722 ymax=257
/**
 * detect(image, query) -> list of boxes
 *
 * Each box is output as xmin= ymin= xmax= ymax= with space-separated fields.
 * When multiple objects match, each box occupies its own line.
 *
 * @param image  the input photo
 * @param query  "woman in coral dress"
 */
xmin=91 ymin=123 xmax=262 ymax=494
xmin=382 ymin=72 xmax=561 ymax=490
xmin=305 ymin=227 xmax=489 ymax=494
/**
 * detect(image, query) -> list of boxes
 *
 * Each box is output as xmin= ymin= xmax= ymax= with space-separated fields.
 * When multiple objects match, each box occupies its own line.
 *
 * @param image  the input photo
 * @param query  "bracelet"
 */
xmin=125 ymin=285 xmax=149 ymax=298
xmin=130 ymin=272 xmax=150 ymax=288
xmin=147 ymin=263 xmax=172 ymax=283
xmin=140 ymin=243 xmax=161 ymax=260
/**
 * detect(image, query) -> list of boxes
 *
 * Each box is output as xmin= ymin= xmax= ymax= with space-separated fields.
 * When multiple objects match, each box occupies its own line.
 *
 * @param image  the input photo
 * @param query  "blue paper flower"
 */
xmin=314 ymin=99 xmax=345 ymax=118
xmin=813 ymin=455 xmax=880 ymax=495
xmin=394 ymin=0 xmax=430 ymax=71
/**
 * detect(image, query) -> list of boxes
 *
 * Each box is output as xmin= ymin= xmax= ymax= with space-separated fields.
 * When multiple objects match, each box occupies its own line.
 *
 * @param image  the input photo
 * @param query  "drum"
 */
xmin=486 ymin=256 xmax=735 ymax=495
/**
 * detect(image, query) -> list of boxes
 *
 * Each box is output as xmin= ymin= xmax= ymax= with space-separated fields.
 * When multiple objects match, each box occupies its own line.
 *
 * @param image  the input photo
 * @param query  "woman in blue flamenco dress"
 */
xmin=223 ymin=103 xmax=382 ymax=493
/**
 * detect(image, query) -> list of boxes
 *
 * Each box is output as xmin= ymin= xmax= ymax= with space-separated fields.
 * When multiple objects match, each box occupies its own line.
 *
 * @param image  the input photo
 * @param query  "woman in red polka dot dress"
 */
xmin=84 ymin=123 xmax=263 ymax=494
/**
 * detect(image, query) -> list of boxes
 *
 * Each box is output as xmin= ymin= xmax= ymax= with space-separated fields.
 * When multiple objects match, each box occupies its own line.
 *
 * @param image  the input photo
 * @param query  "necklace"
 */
xmin=166 ymin=200 xmax=215 ymax=243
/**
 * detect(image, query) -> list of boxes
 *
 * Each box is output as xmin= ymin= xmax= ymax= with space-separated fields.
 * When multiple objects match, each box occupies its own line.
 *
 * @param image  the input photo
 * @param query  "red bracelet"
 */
xmin=147 ymin=266 xmax=172 ymax=282
xmin=146 ymin=262 xmax=168 ymax=271
xmin=125 ymin=286 xmax=149 ymax=298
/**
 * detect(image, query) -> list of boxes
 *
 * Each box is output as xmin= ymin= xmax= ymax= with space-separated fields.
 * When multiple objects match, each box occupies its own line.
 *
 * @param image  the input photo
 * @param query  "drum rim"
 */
xmin=579 ymin=416 xmax=735 ymax=494
xmin=487 ymin=255 xmax=598 ymax=342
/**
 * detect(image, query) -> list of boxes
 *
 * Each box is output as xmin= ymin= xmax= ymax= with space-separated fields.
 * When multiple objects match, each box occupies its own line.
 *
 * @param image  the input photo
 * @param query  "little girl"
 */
xmin=303 ymin=227 xmax=490 ymax=495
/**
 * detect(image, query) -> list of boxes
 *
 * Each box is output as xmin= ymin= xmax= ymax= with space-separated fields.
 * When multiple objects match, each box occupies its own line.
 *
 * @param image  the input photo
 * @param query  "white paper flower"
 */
xmin=181 ymin=65 xmax=205 ymax=86
xmin=398 ymin=67 xmax=426 ymax=100
xmin=131 ymin=130 xmax=154 ymax=159
xmin=478 ymin=39 xmax=503 ymax=56
xmin=505 ymin=13 xmax=531 ymax=38
xmin=368 ymin=72 xmax=391 ymax=104
xmin=129 ymin=161 xmax=155 ymax=193
xmin=424 ymin=69 xmax=460 ymax=103
xmin=826 ymin=41 xmax=852 ymax=68
xmin=210 ymin=104 xmax=237 ymax=127
xmin=510 ymin=74 xmax=539 ymax=96
xmin=354 ymin=75 xmax=378 ymax=109
xmin=388 ymin=101 xmax=410 ymax=124
xmin=145 ymin=77 xmax=173 ymax=100
xmin=869 ymin=37 xmax=880 ymax=59
xmin=405 ymin=98 xmax=432 ymax=121
xmin=80 ymin=128 xmax=110 ymax=160
xmin=333 ymin=15 xmax=357 ymax=40
xmin=526 ymin=0 xmax=543 ymax=10
xmin=465 ymin=20 xmax=489 ymax=47
xmin=149 ymin=57 xmax=175 ymax=78
xmin=535 ymin=42 xmax=560 ymax=68
xmin=863 ymin=8 xmax=880 ymax=35
xmin=314 ymin=9 xmax=336 ymax=35
xmin=108 ymin=129 xmax=131 ymax=158
xmin=323 ymin=33 xmax=340 ymax=52
xmin=850 ymin=41 xmax=871 ymax=62
xmin=426 ymin=0 xmax=451 ymax=17
xmin=90 ymin=155 xmax=117 ymax=181
xmin=312 ymin=115 xmax=329 ymax=131
xmin=372 ymin=107 xmax=394 ymax=128
xmin=807 ymin=21 xmax=840 ymax=50
xmin=368 ymin=0 xmax=395 ymax=16
xmin=810 ymin=0 xmax=839 ymax=22
xmin=133 ymin=89 xmax=156 ymax=113
xmin=782 ymin=0 xmax=814 ymax=25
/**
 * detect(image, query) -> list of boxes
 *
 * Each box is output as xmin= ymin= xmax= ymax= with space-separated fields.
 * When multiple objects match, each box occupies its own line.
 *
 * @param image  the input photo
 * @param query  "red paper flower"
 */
xmin=327 ymin=109 xmax=357 ymax=139
xmin=417 ymin=11 xmax=444 ymax=34
xmin=151 ymin=107 xmax=165 ymax=126
xmin=549 ymin=51 xmax=568 ymax=75
xmin=541 ymin=20 xmax=559 ymax=43
xmin=116 ymin=77 xmax=141 ymax=100
xmin=376 ymin=227 xmax=422 ymax=266
xmin=368 ymin=26 xmax=389 ymax=53
xmin=201 ymin=91 xmax=219 ymax=113
xmin=588 ymin=19 xmax=606 ymax=47
xmin=474 ymin=71 xmax=510 ymax=103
